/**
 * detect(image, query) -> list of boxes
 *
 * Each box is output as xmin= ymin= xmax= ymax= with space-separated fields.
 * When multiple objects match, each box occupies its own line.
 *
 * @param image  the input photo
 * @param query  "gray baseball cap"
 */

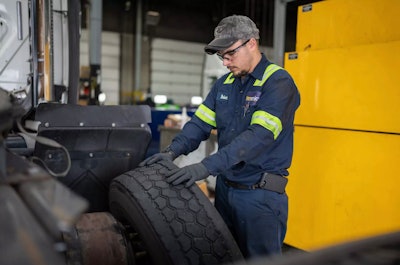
xmin=205 ymin=15 xmax=260 ymax=55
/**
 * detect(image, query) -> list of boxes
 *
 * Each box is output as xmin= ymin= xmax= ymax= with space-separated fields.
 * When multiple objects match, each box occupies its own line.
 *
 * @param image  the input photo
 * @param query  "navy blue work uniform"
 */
xmin=168 ymin=54 xmax=300 ymax=258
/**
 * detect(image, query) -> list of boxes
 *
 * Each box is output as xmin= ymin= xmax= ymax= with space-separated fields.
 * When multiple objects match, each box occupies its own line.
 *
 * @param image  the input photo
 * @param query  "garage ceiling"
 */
xmin=82 ymin=0 xmax=275 ymax=46
xmin=81 ymin=0 xmax=322 ymax=51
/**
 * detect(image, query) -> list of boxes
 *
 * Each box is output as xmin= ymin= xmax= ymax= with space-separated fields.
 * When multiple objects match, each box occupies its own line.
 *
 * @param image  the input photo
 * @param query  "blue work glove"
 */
xmin=165 ymin=163 xmax=209 ymax=187
xmin=139 ymin=149 xmax=177 ymax=166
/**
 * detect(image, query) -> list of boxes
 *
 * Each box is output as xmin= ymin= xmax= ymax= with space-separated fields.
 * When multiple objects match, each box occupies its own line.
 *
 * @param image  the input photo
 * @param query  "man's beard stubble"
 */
xmin=230 ymin=68 xmax=248 ymax=78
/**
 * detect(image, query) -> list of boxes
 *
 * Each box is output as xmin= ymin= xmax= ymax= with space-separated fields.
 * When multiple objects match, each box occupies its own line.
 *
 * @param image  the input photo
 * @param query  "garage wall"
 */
xmin=80 ymin=29 xmax=120 ymax=105
xmin=79 ymin=32 xmax=276 ymax=106
xmin=151 ymin=38 xmax=205 ymax=106
xmin=80 ymin=33 xmax=206 ymax=106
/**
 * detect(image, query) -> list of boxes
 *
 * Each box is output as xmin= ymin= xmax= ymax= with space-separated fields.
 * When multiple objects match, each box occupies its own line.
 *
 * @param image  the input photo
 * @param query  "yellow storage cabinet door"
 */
xmin=286 ymin=126 xmax=400 ymax=250
xmin=285 ymin=41 xmax=400 ymax=134
xmin=296 ymin=0 xmax=400 ymax=51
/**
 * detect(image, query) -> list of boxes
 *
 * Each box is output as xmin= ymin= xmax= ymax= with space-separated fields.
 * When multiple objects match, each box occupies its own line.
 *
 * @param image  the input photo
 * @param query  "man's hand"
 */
xmin=165 ymin=163 xmax=209 ymax=187
xmin=139 ymin=150 xmax=176 ymax=166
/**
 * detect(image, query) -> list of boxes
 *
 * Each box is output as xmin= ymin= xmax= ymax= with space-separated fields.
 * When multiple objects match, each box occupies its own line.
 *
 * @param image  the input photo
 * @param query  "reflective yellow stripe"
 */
xmin=251 ymin=110 xmax=282 ymax=139
xmin=223 ymin=64 xmax=282 ymax=86
xmin=195 ymin=104 xmax=217 ymax=127
xmin=253 ymin=64 xmax=283 ymax=87
xmin=223 ymin=73 xmax=235 ymax=84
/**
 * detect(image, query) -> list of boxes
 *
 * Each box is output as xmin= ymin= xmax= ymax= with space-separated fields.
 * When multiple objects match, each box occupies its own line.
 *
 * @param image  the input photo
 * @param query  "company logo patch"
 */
xmin=245 ymin=91 xmax=261 ymax=106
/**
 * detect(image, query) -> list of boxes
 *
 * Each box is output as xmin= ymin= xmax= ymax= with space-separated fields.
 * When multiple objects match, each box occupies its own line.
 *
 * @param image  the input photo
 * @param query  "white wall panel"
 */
xmin=152 ymin=38 xmax=204 ymax=52
xmin=152 ymin=50 xmax=203 ymax=63
xmin=101 ymin=79 xmax=119 ymax=88
xmin=101 ymin=67 xmax=119 ymax=79
xmin=151 ymin=38 xmax=204 ymax=106
xmin=152 ymin=83 xmax=200 ymax=94
xmin=102 ymin=56 xmax=119 ymax=68
xmin=79 ymin=55 xmax=89 ymax=66
xmin=152 ymin=61 xmax=202 ymax=73
xmin=152 ymin=72 xmax=201 ymax=85
xmin=80 ymin=29 xmax=120 ymax=105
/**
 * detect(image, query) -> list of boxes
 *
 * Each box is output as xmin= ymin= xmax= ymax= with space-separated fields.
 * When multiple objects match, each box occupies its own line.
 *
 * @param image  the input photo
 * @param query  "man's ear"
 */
xmin=248 ymin=38 xmax=258 ymax=51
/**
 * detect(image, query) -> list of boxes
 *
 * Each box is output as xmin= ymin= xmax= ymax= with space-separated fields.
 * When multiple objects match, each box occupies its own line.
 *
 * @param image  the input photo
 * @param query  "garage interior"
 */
xmin=1 ymin=0 xmax=400 ymax=264
xmin=78 ymin=0 xmax=400 ymax=253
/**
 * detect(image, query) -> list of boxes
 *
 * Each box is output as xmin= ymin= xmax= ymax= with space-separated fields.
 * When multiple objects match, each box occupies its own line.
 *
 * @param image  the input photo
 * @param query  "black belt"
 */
xmin=223 ymin=173 xmax=288 ymax=194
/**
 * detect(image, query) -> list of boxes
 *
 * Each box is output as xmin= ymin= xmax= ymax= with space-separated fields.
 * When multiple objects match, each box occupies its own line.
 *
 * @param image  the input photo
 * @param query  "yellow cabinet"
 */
xmin=286 ymin=126 xmax=400 ymax=250
xmin=296 ymin=0 xmax=400 ymax=51
xmin=284 ymin=0 xmax=400 ymax=251
xmin=286 ymin=41 xmax=400 ymax=134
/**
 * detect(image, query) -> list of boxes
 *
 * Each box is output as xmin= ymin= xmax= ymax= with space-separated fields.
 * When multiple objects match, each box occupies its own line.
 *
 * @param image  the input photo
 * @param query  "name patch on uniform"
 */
xmin=217 ymin=92 xmax=229 ymax=101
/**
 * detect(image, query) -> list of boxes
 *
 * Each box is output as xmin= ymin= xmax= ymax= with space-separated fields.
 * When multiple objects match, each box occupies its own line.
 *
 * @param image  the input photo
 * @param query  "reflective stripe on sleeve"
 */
xmin=195 ymin=104 xmax=217 ymax=127
xmin=251 ymin=110 xmax=282 ymax=139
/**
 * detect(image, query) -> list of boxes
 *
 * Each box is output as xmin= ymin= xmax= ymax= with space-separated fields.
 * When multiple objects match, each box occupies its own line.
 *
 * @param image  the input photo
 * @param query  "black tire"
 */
xmin=109 ymin=160 xmax=244 ymax=265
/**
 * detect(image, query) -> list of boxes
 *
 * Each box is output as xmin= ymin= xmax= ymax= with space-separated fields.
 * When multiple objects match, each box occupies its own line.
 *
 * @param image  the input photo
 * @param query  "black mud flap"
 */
xmin=34 ymin=103 xmax=152 ymax=212
xmin=109 ymin=160 xmax=244 ymax=265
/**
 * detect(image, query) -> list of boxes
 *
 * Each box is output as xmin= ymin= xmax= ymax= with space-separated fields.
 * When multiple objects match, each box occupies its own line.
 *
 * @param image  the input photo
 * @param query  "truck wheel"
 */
xmin=63 ymin=212 xmax=133 ymax=265
xmin=109 ymin=160 xmax=244 ymax=265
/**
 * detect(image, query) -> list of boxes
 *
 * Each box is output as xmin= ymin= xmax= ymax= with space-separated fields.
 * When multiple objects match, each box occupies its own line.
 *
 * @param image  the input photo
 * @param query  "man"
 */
xmin=140 ymin=15 xmax=300 ymax=259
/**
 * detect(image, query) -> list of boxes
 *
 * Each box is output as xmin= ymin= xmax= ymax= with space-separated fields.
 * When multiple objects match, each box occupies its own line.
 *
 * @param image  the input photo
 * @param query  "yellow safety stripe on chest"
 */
xmin=251 ymin=110 xmax=282 ymax=140
xmin=223 ymin=73 xmax=235 ymax=84
xmin=195 ymin=104 xmax=217 ymax=127
xmin=253 ymin=64 xmax=283 ymax=87
xmin=222 ymin=64 xmax=282 ymax=86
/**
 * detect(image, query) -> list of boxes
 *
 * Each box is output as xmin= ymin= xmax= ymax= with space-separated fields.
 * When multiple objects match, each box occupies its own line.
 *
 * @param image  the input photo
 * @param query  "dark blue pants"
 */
xmin=215 ymin=176 xmax=288 ymax=259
